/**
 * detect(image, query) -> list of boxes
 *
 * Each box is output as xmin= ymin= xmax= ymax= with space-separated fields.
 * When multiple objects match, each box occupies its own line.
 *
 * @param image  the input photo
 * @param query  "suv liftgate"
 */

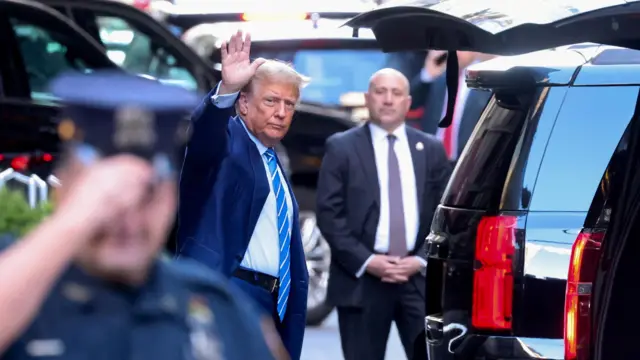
xmin=344 ymin=1 xmax=640 ymax=360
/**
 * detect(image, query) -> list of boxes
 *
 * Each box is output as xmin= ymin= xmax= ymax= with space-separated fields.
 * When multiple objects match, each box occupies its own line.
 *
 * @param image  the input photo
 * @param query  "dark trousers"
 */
xmin=230 ymin=276 xmax=284 ymax=329
xmin=337 ymin=274 xmax=424 ymax=360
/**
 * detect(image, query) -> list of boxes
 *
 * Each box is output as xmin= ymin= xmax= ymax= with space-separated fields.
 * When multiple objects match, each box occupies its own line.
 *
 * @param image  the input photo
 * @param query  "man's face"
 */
xmin=365 ymin=72 xmax=412 ymax=127
xmin=238 ymin=80 xmax=298 ymax=147
xmin=56 ymin=159 xmax=176 ymax=283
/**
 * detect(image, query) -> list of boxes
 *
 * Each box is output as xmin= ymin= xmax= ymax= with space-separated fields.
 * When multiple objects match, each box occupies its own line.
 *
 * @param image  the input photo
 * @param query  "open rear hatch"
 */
xmin=346 ymin=0 xmax=640 ymax=128
xmin=342 ymin=0 xmax=640 ymax=358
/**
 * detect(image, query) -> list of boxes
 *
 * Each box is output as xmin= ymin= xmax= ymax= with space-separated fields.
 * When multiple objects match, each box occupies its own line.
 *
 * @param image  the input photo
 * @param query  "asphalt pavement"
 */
xmin=301 ymin=311 xmax=406 ymax=360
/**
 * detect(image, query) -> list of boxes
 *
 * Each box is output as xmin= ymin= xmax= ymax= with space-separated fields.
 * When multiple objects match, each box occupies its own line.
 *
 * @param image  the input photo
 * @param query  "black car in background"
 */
xmin=0 ymin=0 xmax=119 ymax=178
xmin=346 ymin=1 xmax=640 ymax=359
xmin=40 ymin=0 xmax=218 ymax=92
xmin=8 ymin=0 xmax=377 ymax=327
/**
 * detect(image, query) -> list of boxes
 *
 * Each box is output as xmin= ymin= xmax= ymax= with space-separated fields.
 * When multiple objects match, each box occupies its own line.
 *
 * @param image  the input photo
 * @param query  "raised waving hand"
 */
xmin=218 ymin=30 xmax=266 ymax=95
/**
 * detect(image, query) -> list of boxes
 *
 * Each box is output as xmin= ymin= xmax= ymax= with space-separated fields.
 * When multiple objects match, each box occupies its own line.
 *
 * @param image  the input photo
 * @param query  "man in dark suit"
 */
xmin=176 ymin=31 xmax=308 ymax=360
xmin=316 ymin=68 xmax=451 ymax=360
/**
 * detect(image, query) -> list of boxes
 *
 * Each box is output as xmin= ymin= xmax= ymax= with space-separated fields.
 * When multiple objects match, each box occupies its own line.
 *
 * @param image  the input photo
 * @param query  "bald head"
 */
xmin=368 ymin=68 xmax=410 ymax=93
xmin=365 ymin=68 xmax=412 ymax=130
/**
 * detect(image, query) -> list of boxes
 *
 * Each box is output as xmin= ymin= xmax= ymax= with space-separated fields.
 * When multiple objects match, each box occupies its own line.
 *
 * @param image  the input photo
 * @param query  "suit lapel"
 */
xmin=230 ymin=117 xmax=270 ymax=238
xmin=355 ymin=124 xmax=380 ymax=205
xmin=406 ymin=128 xmax=427 ymax=214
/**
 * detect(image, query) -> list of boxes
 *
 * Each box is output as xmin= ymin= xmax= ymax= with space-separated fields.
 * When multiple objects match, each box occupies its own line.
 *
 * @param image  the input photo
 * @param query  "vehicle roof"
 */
xmin=35 ymin=0 xmax=157 ymax=14
xmin=36 ymin=0 xmax=134 ymax=7
xmin=159 ymin=0 xmax=376 ymax=16
xmin=183 ymin=19 xmax=376 ymax=44
xmin=5 ymin=0 xmax=74 ymax=13
xmin=467 ymin=47 xmax=587 ymax=86
xmin=467 ymin=44 xmax=640 ymax=87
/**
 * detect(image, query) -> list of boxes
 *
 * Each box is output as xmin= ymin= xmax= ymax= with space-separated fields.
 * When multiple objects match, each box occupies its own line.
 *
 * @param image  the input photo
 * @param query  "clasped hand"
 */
xmin=366 ymin=255 xmax=423 ymax=283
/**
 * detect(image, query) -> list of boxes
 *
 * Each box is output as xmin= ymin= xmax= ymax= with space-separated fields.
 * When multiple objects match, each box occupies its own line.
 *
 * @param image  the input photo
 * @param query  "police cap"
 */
xmin=49 ymin=71 xmax=198 ymax=178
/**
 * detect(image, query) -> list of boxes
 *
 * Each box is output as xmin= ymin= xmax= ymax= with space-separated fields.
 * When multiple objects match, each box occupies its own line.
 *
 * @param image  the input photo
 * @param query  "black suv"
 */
xmin=346 ymin=1 xmax=640 ymax=360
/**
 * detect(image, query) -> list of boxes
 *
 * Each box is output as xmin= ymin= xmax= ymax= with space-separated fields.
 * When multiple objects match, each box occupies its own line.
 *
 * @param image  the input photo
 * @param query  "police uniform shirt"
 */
xmin=0 ymin=235 xmax=275 ymax=360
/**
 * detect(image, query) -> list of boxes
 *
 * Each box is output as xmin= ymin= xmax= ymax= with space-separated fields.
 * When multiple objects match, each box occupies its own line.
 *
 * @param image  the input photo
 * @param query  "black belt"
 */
xmin=233 ymin=268 xmax=279 ymax=293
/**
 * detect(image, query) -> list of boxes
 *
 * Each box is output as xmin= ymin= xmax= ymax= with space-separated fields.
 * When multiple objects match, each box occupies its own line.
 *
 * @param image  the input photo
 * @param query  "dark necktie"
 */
xmin=387 ymin=134 xmax=407 ymax=256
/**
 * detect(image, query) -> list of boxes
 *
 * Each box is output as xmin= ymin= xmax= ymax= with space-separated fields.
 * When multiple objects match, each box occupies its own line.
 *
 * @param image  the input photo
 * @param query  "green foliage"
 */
xmin=0 ymin=187 xmax=53 ymax=237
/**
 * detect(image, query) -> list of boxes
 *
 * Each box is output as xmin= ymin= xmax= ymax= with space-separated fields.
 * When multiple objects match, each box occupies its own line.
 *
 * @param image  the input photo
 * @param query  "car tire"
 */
xmin=300 ymin=211 xmax=334 ymax=327
xmin=306 ymin=301 xmax=334 ymax=327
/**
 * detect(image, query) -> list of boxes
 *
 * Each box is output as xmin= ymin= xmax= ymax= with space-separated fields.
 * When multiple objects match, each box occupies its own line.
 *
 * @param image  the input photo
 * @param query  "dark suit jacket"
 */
xmin=176 ymin=86 xmax=309 ymax=360
xmin=421 ymin=74 xmax=492 ymax=158
xmin=315 ymin=123 xmax=451 ymax=307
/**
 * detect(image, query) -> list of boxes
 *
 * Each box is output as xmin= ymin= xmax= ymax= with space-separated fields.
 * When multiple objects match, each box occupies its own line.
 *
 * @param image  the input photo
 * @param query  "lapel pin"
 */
xmin=416 ymin=142 xmax=424 ymax=151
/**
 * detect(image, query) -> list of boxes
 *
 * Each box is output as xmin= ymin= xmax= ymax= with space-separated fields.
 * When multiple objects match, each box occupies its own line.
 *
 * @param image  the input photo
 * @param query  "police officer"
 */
xmin=0 ymin=71 xmax=288 ymax=360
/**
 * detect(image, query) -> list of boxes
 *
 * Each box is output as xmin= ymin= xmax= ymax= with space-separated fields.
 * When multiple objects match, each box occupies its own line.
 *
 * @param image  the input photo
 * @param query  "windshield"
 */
xmin=253 ymin=49 xmax=412 ymax=106
xmin=383 ymin=0 xmax=636 ymax=33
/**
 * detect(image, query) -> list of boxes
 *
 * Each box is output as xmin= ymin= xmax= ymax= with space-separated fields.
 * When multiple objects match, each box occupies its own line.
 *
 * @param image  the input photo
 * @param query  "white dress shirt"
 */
xmin=210 ymin=86 xmax=293 ymax=277
xmin=355 ymin=123 xmax=424 ymax=277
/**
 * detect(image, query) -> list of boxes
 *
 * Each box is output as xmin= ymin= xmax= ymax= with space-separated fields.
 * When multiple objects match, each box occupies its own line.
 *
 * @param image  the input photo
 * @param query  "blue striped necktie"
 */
xmin=264 ymin=148 xmax=291 ymax=321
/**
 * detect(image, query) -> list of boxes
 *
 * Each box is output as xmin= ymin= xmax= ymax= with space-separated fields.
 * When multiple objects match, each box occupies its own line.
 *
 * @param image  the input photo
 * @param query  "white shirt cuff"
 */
xmin=210 ymin=83 xmax=239 ymax=108
xmin=420 ymin=68 xmax=435 ymax=83
xmin=355 ymin=255 xmax=375 ymax=278
xmin=415 ymin=256 xmax=427 ymax=268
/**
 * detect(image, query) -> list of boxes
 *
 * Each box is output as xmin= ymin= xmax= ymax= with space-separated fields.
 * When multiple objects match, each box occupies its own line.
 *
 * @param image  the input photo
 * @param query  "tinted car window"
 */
xmin=442 ymin=88 xmax=540 ymax=210
xmin=530 ymin=86 xmax=638 ymax=212
xmin=91 ymin=14 xmax=198 ymax=91
xmin=9 ymin=17 xmax=93 ymax=100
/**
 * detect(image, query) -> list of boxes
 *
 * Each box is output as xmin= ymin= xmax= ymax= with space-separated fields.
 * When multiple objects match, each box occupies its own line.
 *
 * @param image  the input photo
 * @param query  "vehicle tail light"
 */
xmin=4 ymin=153 xmax=54 ymax=172
xmin=564 ymin=229 xmax=605 ymax=360
xmin=472 ymin=215 xmax=517 ymax=330
xmin=10 ymin=156 xmax=29 ymax=171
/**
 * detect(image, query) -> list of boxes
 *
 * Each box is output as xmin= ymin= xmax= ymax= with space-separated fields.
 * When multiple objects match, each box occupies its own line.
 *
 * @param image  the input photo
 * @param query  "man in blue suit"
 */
xmin=177 ymin=30 xmax=309 ymax=360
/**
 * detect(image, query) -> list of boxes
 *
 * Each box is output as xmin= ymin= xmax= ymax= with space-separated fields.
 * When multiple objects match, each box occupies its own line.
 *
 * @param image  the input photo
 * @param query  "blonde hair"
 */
xmin=242 ymin=59 xmax=310 ymax=98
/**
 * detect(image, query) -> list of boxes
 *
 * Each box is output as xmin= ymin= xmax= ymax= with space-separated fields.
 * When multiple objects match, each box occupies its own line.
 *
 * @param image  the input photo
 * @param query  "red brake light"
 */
xmin=10 ymin=156 xmax=29 ymax=171
xmin=406 ymin=106 xmax=425 ymax=120
xmin=133 ymin=0 xmax=151 ymax=10
xmin=42 ymin=153 xmax=53 ymax=162
xmin=472 ymin=215 xmax=517 ymax=330
xmin=564 ymin=229 xmax=605 ymax=360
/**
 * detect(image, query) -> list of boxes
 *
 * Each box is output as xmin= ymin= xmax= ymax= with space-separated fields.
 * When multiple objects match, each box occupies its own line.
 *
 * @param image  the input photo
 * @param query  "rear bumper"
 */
xmin=426 ymin=317 xmax=563 ymax=360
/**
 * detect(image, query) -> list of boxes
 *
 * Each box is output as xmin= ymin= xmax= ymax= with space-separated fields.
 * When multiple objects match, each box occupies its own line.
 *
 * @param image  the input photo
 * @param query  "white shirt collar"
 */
xmin=368 ymin=122 xmax=407 ymax=144
xmin=238 ymin=116 xmax=269 ymax=156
